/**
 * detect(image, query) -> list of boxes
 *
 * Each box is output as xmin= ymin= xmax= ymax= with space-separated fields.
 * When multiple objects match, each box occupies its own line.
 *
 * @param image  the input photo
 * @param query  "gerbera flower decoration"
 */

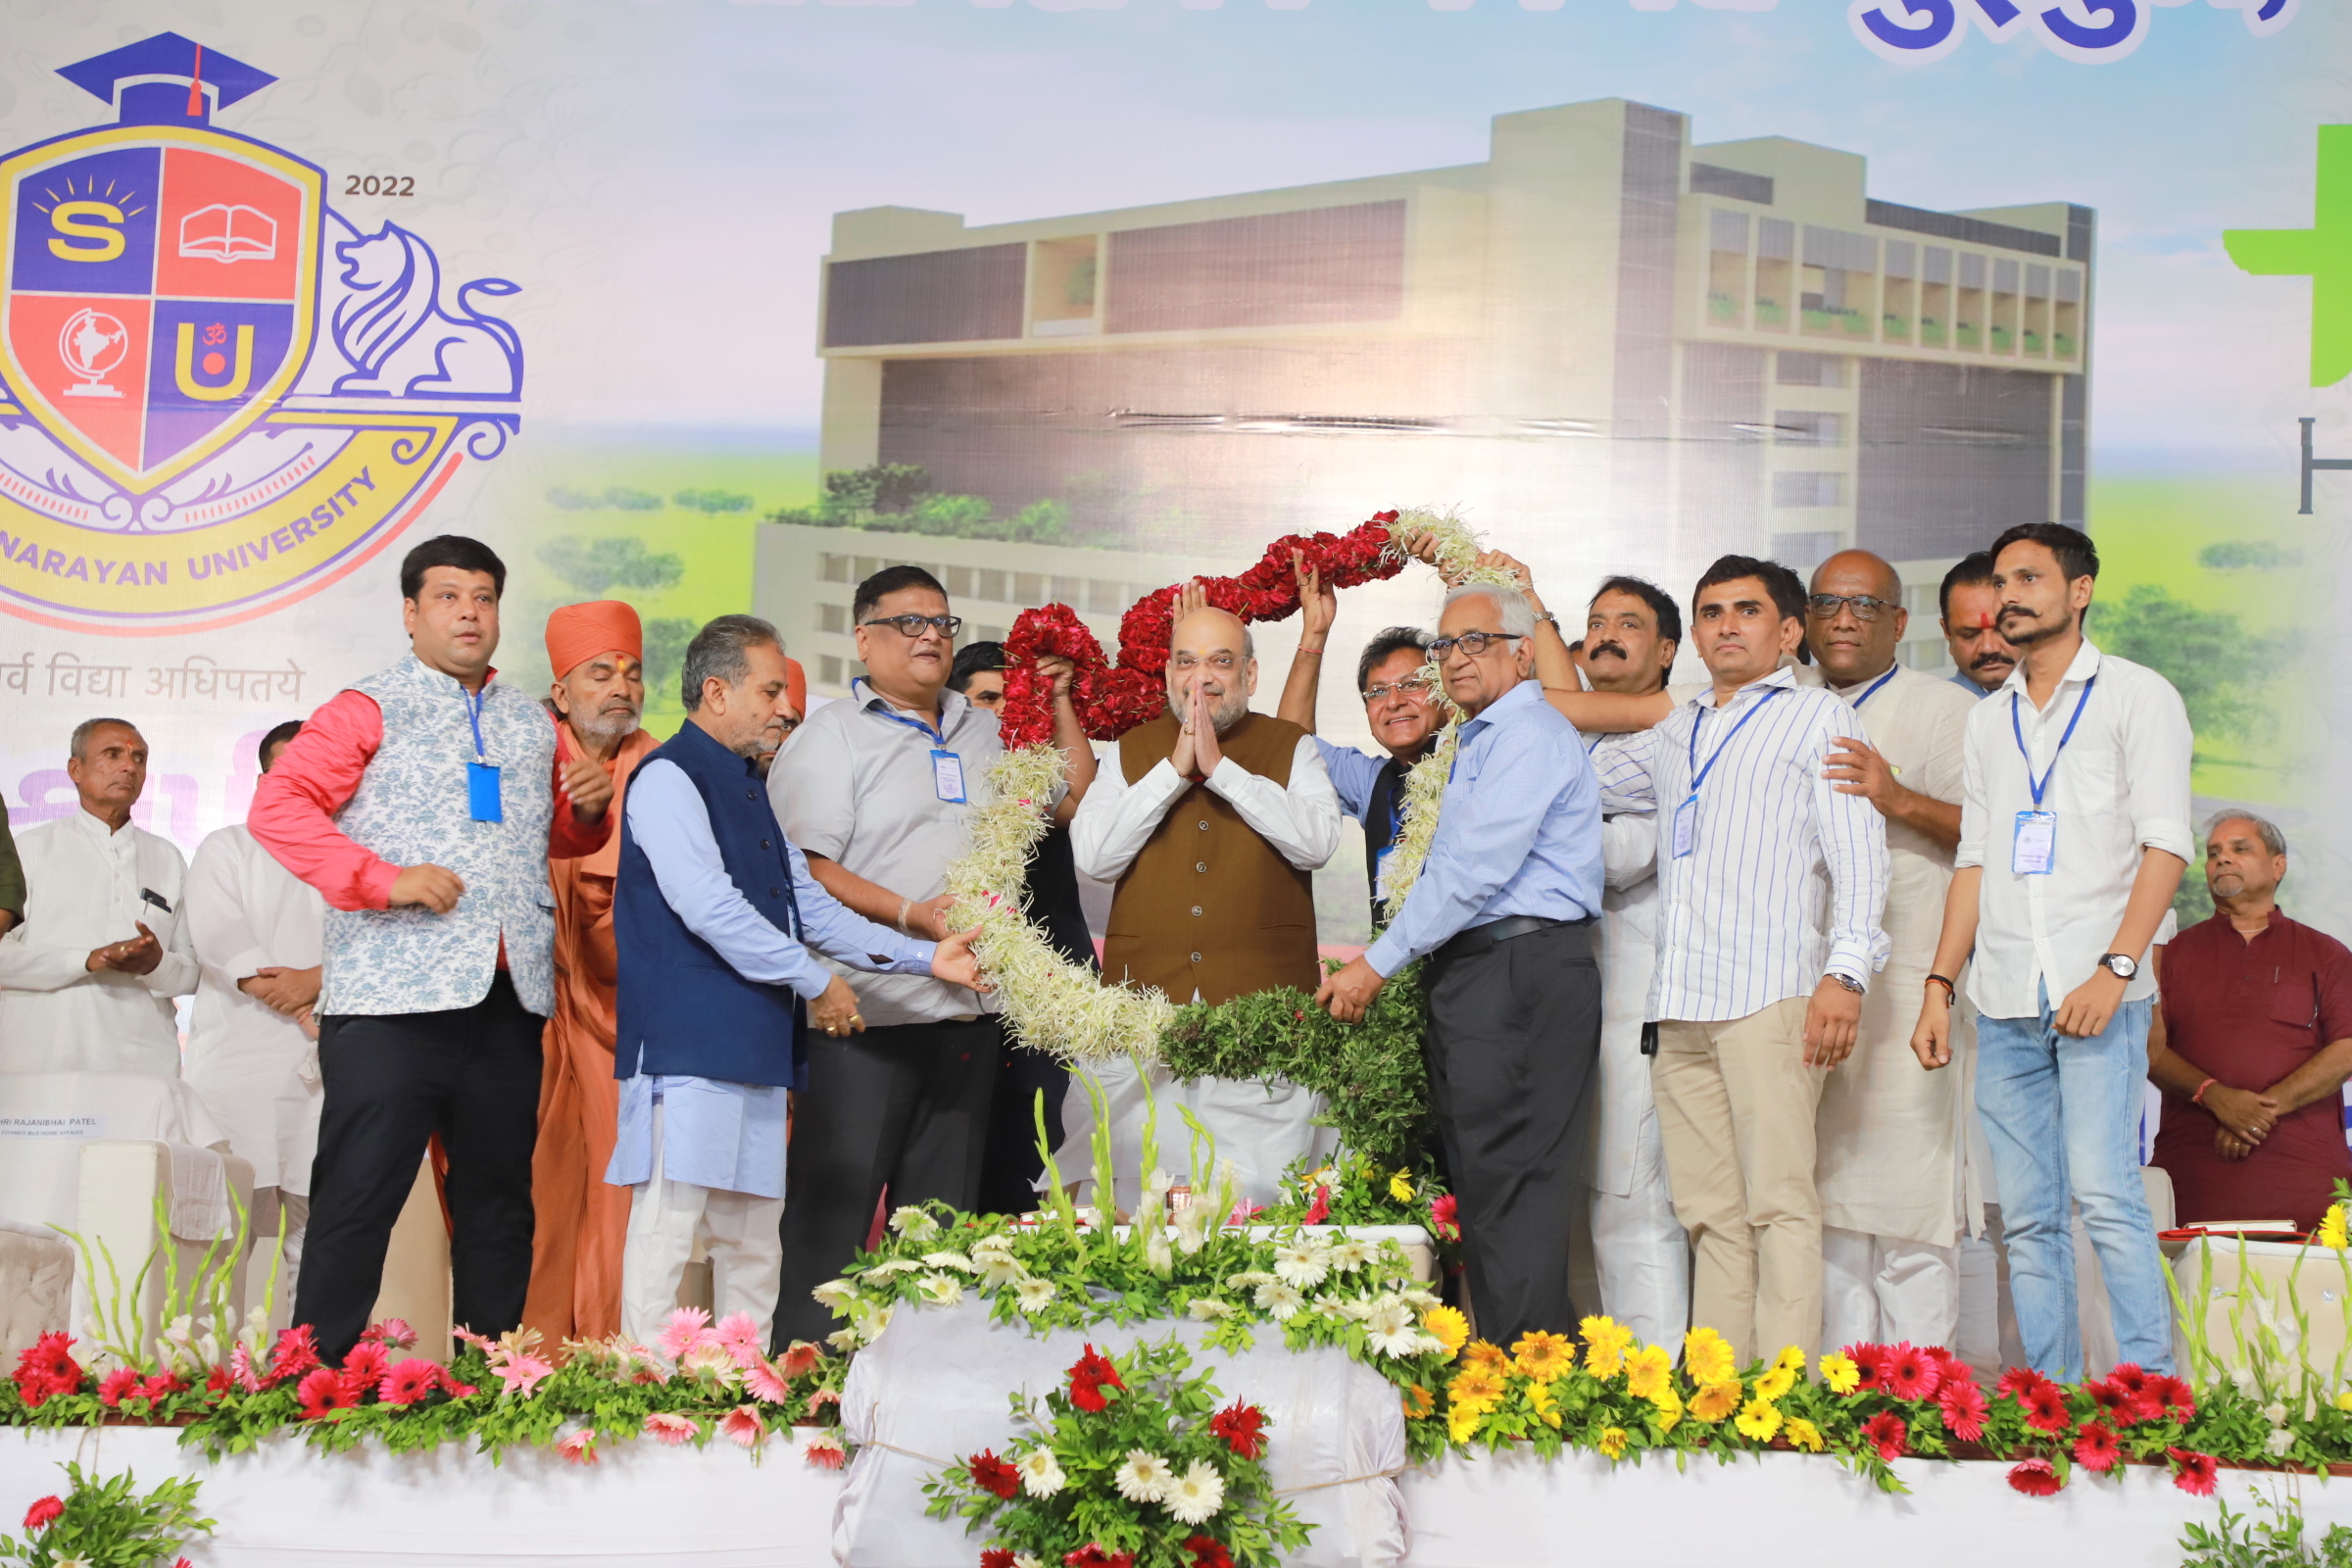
xmin=1210 ymin=1400 xmax=1268 ymax=1460
xmin=2006 ymin=1458 xmax=2063 ymax=1496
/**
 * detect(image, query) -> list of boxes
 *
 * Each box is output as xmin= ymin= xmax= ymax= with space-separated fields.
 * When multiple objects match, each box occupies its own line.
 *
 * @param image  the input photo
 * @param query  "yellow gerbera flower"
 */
xmin=1784 ymin=1417 xmax=1826 ymax=1453
xmin=1579 ymin=1315 xmax=1635 ymax=1380
xmin=1650 ymin=1386 xmax=1683 ymax=1434
xmin=1512 ymin=1330 xmax=1576 ymax=1384
xmin=1775 ymin=1344 xmax=1807 ymax=1374
xmin=1683 ymin=1327 xmax=1737 ymax=1387
xmin=1690 ymin=1379 xmax=1742 ymax=1424
xmin=1464 ymin=1341 xmax=1510 ymax=1376
xmin=1422 ymin=1305 xmax=1470 ymax=1357
xmin=1624 ymin=1344 xmax=1673 ymax=1402
xmin=1402 ymin=1384 xmax=1436 ymax=1420
xmin=1734 ymin=1398 xmax=1783 ymax=1442
xmin=1389 ymin=1170 xmax=1416 ymax=1202
xmin=1755 ymin=1363 xmax=1796 ymax=1401
xmin=1449 ymin=1363 xmax=1507 ymax=1408
xmin=1447 ymin=1401 xmax=1485 ymax=1445
xmin=1818 ymin=1351 xmax=1861 ymax=1396
xmin=1597 ymin=1426 xmax=1630 ymax=1460
xmin=1527 ymin=1380 xmax=1562 ymax=1428
xmin=2322 ymin=1204 xmax=2350 ymax=1252
xmin=2337 ymin=1389 xmax=2352 ymax=1414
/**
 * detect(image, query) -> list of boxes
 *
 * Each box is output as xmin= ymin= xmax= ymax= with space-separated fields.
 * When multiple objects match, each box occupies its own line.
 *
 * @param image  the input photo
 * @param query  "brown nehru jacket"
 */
xmin=1103 ymin=710 xmax=1320 ymax=1006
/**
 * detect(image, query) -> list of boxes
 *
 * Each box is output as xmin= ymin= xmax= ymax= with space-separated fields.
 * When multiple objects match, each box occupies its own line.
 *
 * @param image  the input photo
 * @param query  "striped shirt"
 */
xmin=1596 ymin=666 xmax=1890 ymax=1023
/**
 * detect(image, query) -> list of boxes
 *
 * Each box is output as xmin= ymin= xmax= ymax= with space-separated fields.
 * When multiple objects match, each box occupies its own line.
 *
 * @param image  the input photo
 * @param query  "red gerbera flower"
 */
xmin=267 ymin=1324 xmax=321 ymax=1386
xmin=1884 ymin=1343 xmax=1941 ymax=1402
xmin=205 ymin=1365 xmax=231 ymax=1396
xmin=2107 ymin=1363 xmax=2149 ymax=1396
xmin=1182 ymin=1537 xmax=1235 ymax=1568
xmin=1843 ymin=1343 xmax=1891 ymax=1394
xmin=1861 ymin=1411 xmax=1908 ymax=1460
xmin=1429 ymin=1194 xmax=1460 ymax=1243
xmin=1301 ymin=1187 xmax=1331 ymax=1226
xmin=2074 ymin=1421 xmax=2122 ymax=1472
xmin=2083 ymin=1379 xmax=2130 ymax=1418
xmin=23 ymin=1495 xmax=63 ymax=1531
xmin=378 ymin=1359 xmax=442 ymax=1407
xmin=1067 ymin=1346 xmax=1123 ymax=1413
xmin=1211 ymin=1400 xmax=1269 ymax=1460
xmin=2023 ymin=1381 xmax=2074 ymax=1434
xmin=98 ymin=1366 xmax=140 ymax=1408
xmin=2155 ymin=1376 xmax=2196 ymax=1422
xmin=1995 ymin=1366 xmax=2044 ymax=1401
xmin=1062 ymin=1548 xmax=1134 ymax=1568
xmin=12 ymin=1333 xmax=81 ymax=1406
xmin=1937 ymin=1377 xmax=1989 ymax=1442
xmin=982 ymin=1551 xmax=1016 ymax=1568
xmin=967 ymin=1449 xmax=1020 ymax=1500
xmin=295 ymin=1365 xmax=362 ymax=1420
xmin=342 ymin=1341 xmax=391 ymax=1384
xmin=2168 ymin=1447 xmax=2220 ymax=1497
xmin=2006 ymin=1458 xmax=2064 ymax=1497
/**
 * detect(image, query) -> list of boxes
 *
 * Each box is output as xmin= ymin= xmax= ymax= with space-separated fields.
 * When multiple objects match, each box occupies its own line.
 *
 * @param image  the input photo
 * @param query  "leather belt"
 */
xmin=1432 ymin=913 xmax=1592 ymax=965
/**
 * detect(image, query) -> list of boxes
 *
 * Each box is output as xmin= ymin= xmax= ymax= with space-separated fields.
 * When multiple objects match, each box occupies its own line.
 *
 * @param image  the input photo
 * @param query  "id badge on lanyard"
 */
xmin=1672 ymin=797 xmax=1698 ymax=859
xmin=1674 ymin=685 xmax=1786 ymax=859
xmin=932 ymin=748 xmax=967 ymax=804
xmin=2008 ymin=677 xmax=2095 ymax=879
xmin=464 ymin=688 xmax=503 ymax=822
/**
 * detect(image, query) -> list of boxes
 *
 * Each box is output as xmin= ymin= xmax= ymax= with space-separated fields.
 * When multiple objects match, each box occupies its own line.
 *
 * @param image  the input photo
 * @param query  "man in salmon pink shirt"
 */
xmin=251 ymin=535 xmax=612 ymax=1360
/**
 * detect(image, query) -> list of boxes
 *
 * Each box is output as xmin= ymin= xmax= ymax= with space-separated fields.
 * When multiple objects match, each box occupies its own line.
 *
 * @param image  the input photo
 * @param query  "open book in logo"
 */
xmin=177 ymin=202 xmax=276 ymax=264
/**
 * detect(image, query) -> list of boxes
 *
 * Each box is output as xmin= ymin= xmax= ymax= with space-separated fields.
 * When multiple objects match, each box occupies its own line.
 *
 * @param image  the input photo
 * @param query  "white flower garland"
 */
xmin=943 ymin=507 xmax=1519 ymax=1066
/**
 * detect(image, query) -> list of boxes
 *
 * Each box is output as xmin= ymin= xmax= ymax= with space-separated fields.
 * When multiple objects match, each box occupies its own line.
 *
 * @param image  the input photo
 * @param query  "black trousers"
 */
xmin=293 ymin=972 xmax=543 ymax=1362
xmin=773 ymin=1016 xmax=1002 ymax=1347
xmin=1423 ymin=920 xmax=1602 ymax=1350
xmin=977 ymin=1041 xmax=1069 ymax=1218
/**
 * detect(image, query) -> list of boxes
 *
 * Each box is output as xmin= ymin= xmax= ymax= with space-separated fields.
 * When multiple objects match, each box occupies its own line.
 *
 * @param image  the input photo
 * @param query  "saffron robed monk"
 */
xmin=520 ymin=601 xmax=661 ymax=1346
xmin=1067 ymin=586 xmax=1344 ymax=1212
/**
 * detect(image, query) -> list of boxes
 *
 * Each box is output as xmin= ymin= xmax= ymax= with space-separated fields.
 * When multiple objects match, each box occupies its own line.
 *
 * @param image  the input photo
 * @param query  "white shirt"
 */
xmin=1597 ymin=666 xmax=1891 ymax=1023
xmin=1589 ymin=733 xmax=1662 ymax=1199
xmin=1070 ymin=735 xmax=1343 ymax=882
xmin=183 ymin=823 xmax=326 ymax=1193
xmin=1954 ymin=638 xmax=2193 ymax=1018
xmin=0 ymin=810 xmax=198 ymax=1075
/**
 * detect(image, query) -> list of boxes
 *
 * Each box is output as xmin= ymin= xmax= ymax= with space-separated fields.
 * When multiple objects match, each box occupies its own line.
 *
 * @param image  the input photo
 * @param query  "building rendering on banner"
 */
xmin=785 ymin=95 xmax=2091 ymax=687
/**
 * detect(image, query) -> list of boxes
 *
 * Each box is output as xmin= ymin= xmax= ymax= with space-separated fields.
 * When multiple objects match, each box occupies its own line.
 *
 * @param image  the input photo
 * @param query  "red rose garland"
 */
xmin=999 ymin=512 xmax=1408 ymax=746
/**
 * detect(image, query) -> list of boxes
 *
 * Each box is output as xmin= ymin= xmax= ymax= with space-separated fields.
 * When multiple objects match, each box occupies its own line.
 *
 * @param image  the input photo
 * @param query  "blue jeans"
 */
xmin=1975 ymin=983 xmax=2171 ymax=1378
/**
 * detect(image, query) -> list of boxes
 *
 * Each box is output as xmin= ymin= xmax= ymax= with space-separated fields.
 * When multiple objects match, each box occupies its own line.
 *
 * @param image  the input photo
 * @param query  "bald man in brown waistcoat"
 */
xmin=1066 ymin=598 xmax=1345 ymax=1212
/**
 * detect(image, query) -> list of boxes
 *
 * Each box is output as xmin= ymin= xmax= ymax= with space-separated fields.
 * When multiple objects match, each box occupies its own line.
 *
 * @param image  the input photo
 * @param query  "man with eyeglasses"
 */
xmin=771 ymin=565 xmax=1076 ymax=1345
xmin=1594 ymin=554 xmax=1888 ymax=1367
xmin=1799 ymin=550 xmax=1984 ymax=1360
xmin=1275 ymin=552 xmax=1442 ymax=929
xmin=1068 ymin=586 xmax=1343 ymax=1212
xmin=1316 ymin=581 xmax=1604 ymax=1350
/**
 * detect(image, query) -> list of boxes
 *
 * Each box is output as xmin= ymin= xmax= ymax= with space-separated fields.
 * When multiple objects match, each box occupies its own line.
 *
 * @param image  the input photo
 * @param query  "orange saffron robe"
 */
xmin=522 ymin=724 xmax=660 ymax=1344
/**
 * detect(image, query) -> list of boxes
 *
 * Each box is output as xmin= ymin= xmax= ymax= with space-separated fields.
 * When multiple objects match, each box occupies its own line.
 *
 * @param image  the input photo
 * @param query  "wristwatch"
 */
xmin=1829 ymin=973 xmax=1865 ymax=995
xmin=2096 ymin=953 xmax=2139 ymax=980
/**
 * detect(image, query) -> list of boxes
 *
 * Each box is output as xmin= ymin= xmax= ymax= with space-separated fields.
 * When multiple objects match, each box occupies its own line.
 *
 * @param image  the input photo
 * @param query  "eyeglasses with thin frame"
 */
xmin=860 ymin=613 xmax=963 ymax=638
xmin=1805 ymin=594 xmax=1894 ymax=622
xmin=1361 ymin=676 xmax=1436 ymax=703
xmin=1427 ymin=631 xmax=1525 ymax=660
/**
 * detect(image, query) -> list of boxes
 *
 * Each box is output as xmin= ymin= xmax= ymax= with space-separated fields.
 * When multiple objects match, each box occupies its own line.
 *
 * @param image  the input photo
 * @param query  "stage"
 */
xmin=9 ymin=1427 xmax=2344 ymax=1568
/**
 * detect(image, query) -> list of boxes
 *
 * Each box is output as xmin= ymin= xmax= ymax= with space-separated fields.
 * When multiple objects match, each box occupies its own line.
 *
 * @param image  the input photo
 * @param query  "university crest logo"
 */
xmin=0 ymin=33 xmax=520 ymax=631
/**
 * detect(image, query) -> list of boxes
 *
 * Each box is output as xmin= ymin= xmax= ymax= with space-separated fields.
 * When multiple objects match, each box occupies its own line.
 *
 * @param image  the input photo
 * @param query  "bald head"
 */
xmin=1167 ymin=606 xmax=1258 ymax=735
xmin=1807 ymin=548 xmax=1907 ymax=685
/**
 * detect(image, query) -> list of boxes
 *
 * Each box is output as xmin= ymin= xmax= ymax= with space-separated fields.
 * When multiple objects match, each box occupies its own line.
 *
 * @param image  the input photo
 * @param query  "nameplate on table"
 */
xmin=0 ymin=1114 xmax=104 ymax=1139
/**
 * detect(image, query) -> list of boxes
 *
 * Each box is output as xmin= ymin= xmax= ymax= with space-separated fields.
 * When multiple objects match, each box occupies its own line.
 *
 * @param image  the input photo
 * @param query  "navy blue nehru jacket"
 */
xmin=613 ymin=719 xmax=807 ymax=1089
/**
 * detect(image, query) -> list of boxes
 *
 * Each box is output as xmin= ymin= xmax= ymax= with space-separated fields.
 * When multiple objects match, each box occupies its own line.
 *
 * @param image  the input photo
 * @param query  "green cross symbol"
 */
xmin=2227 ymin=124 xmax=2352 ymax=387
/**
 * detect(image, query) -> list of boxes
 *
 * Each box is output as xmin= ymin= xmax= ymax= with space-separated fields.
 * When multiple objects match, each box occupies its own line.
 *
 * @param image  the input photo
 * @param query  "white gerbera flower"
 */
xmin=825 ymin=1327 xmax=858 ymax=1352
xmin=1363 ymin=1297 xmax=1422 ymax=1358
xmin=1397 ymin=1288 xmax=1441 ymax=1310
xmin=1013 ymin=1556 xmax=1043 ymax=1568
xmin=1225 ymin=1270 xmax=1275 ymax=1291
xmin=1016 ymin=1446 xmax=1067 ymax=1497
xmin=1187 ymin=1298 xmax=1235 ymax=1322
xmin=1146 ymin=1235 xmax=1174 ymax=1276
xmin=861 ymin=1258 xmax=921 ymax=1281
xmin=916 ymin=1273 xmax=963 ymax=1306
xmin=1161 ymin=1459 xmax=1226 ymax=1525
xmin=1113 ymin=1449 xmax=1174 ymax=1503
xmin=811 ymin=1278 xmax=859 ymax=1311
xmin=1330 ymin=1296 xmax=1380 ymax=1322
xmin=889 ymin=1206 xmax=940 ymax=1241
xmin=1324 ymin=1239 xmax=1374 ymax=1273
xmin=1012 ymin=1277 xmax=1057 ymax=1313
xmin=1273 ymin=1241 xmax=1331 ymax=1290
xmin=854 ymin=1303 xmax=894 ymax=1345
xmin=2264 ymin=1401 xmax=2289 ymax=1426
xmin=1253 ymin=1280 xmax=1305 ymax=1320
xmin=922 ymin=1250 xmax=980 ymax=1274
xmin=977 ymin=1252 xmax=1026 ymax=1289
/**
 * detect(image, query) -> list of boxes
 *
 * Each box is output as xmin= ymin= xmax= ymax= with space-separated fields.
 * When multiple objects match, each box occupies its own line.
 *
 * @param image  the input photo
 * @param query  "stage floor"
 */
xmin=8 ymin=1427 xmax=2350 ymax=1567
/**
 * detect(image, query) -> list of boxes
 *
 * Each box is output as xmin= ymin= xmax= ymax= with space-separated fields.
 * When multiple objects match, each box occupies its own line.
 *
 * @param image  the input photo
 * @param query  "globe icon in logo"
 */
xmin=59 ymin=306 xmax=128 ymax=399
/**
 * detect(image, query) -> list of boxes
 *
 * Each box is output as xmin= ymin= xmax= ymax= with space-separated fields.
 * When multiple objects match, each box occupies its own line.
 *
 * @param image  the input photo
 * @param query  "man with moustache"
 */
xmin=611 ymin=615 xmax=989 ymax=1344
xmin=1597 ymin=556 xmax=1888 ymax=1365
xmin=1276 ymin=552 xmax=1441 ymax=928
xmin=1316 ymin=580 xmax=1604 ymax=1347
xmin=1800 ymin=550 xmax=1980 ymax=1353
xmin=251 ymin=535 xmax=614 ymax=1359
xmin=1941 ymin=553 xmax=2019 ymax=697
xmin=1912 ymin=522 xmax=2191 ymax=1377
xmin=2145 ymin=813 xmax=2352 ymax=1233
xmin=1069 ymin=590 xmax=1343 ymax=1210
xmin=522 ymin=602 xmax=662 ymax=1344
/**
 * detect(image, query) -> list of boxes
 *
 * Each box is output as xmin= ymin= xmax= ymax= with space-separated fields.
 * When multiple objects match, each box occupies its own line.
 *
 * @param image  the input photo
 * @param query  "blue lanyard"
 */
xmin=1687 ymin=685 xmax=1788 ymax=795
xmin=2009 ymin=675 xmax=2096 ymax=808
xmin=1848 ymin=667 xmax=1898 ymax=710
xmin=862 ymin=684 xmax=952 ymax=748
xmin=462 ymin=685 xmax=489 ymax=762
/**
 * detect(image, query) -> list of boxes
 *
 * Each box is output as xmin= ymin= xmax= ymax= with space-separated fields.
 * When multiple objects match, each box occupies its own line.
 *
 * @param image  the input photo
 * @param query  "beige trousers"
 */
xmin=1651 ymin=997 xmax=1826 ymax=1367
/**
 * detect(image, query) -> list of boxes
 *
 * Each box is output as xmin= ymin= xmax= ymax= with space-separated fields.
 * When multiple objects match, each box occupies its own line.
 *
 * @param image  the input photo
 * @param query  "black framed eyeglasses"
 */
xmin=1806 ymin=594 xmax=1893 ymax=622
xmin=1427 ymin=631 xmax=1524 ymax=659
xmin=860 ymin=613 xmax=963 ymax=638
xmin=1361 ymin=676 xmax=1435 ymax=703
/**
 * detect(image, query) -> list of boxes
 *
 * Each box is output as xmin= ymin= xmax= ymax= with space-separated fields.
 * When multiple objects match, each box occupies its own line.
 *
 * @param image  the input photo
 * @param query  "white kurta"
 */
xmin=1814 ymin=665 xmax=1981 ymax=1248
xmin=183 ymin=824 xmax=326 ymax=1194
xmin=0 ymin=811 xmax=197 ymax=1076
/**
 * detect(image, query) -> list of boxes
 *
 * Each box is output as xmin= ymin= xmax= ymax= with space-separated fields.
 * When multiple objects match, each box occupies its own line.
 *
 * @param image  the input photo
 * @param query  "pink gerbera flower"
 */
xmin=719 ymin=1404 xmax=766 ymax=1448
xmin=98 ymin=1367 xmax=140 ymax=1408
xmin=377 ymin=1359 xmax=441 ymax=1406
xmin=643 ymin=1411 xmax=699 ymax=1446
xmin=776 ymin=1342 xmax=821 ymax=1379
xmin=2074 ymin=1422 xmax=2122 ymax=1472
xmin=229 ymin=1343 xmax=263 ymax=1394
xmin=807 ymin=1389 xmax=840 ymax=1418
xmin=744 ymin=1360 xmax=791 ymax=1404
xmin=490 ymin=1352 xmax=554 ymax=1398
xmin=342 ymin=1342 xmax=391 ymax=1384
xmin=295 ymin=1365 xmax=359 ymax=1420
xmin=360 ymin=1317 xmax=417 ymax=1349
xmin=802 ymin=1430 xmax=847 ymax=1469
xmin=1884 ymin=1343 xmax=1941 ymax=1402
xmin=659 ymin=1307 xmax=713 ymax=1363
xmin=555 ymin=1429 xmax=598 ymax=1465
xmin=266 ymin=1325 xmax=320 ymax=1386
xmin=1937 ymin=1377 xmax=1989 ymax=1442
xmin=2006 ymin=1458 xmax=2063 ymax=1497
xmin=712 ymin=1312 xmax=764 ymax=1369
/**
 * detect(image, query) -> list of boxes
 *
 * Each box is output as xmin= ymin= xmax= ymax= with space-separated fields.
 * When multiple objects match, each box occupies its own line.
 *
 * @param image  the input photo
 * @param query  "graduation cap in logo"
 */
xmin=56 ymin=32 xmax=275 ymax=127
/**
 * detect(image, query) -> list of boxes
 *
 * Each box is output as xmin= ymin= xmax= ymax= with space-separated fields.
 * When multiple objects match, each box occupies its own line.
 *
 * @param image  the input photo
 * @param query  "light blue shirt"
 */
xmin=1312 ymin=736 xmax=1389 ymax=823
xmin=1362 ymin=680 xmax=1603 ymax=977
xmin=606 ymin=756 xmax=938 ymax=1199
xmin=1950 ymin=669 xmax=1995 ymax=700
